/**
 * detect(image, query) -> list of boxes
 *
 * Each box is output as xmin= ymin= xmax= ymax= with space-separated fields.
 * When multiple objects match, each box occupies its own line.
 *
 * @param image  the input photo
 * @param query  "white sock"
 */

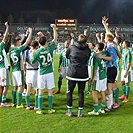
xmin=106 ymin=93 xmax=113 ymax=109
xmin=23 ymin=89 xmax=27 ymax=93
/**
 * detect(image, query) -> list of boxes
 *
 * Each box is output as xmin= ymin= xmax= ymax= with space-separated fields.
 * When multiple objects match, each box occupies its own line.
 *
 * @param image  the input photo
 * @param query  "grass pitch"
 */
xmin=0 ymin=54 xmax=133 ymax=133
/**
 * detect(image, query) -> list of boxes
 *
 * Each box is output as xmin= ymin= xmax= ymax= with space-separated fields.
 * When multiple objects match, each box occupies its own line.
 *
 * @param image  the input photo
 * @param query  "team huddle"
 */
xmin=0 ymin=16 xmax=132 ymax=117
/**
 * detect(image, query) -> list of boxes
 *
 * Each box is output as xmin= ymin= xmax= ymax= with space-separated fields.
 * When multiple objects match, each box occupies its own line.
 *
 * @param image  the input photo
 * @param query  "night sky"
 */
xmin=0 ymin=0 xmax=133 ymax=24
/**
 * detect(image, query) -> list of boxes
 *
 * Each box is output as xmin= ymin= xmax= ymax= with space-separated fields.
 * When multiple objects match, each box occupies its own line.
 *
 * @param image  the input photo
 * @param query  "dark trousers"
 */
xmin=66 ymin=80 xmax=86 ymax=108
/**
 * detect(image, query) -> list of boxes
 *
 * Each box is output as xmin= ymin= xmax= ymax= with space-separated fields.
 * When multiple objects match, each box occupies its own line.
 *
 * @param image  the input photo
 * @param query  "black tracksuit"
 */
xmin=66 ymin=41 xmax=91 ymax=108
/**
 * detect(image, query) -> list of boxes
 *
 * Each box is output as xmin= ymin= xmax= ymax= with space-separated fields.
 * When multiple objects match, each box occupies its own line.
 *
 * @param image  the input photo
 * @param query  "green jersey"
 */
xmin=88 ymin=50 xmax=96 ymax=66
xmin=0 ymin=42 xmax=5 ymax=68
xmin=9 ymin=45 xmax=25 ymax=72
xmin=122 ymin=49 xmax=132 ymax=70
xmin=93 ymin=51 xmax=107 ymax=80
xmin=59 ymin=49 xmax=69 ymax=68
xmin=116 ymin=45 xmax=123 ymax=69
xmin=31 ymin=41 xmax=55 ymax=75
xmin=119 ymin=45 xmax=123 ymax=54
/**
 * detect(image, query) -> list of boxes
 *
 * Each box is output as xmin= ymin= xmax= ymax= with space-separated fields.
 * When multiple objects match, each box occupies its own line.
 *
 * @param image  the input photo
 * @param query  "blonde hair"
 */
xmin=105 ymin=33 xmax=114 ymax=42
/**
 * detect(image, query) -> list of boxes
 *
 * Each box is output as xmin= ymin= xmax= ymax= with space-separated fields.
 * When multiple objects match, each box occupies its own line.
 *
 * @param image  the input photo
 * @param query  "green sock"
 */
xmin=12 ymin=90 xmax=16 ymax=104
xmin=38 ymin=95 xmax=43 ymax=111
xmin=0 ymin=95 xmax=2 ymax=103
xmin=2 ymin=96 xmax=6 ymax=103
xmin=58 ymin=80 xmax=62 ymax=91
xmin=67 ymin=107 xmax=72 ymax=114
xmin=88 ymin=83 xmax=91 ymax=92
xmin=101 ymin=102 xmax=106 ymax=110
xmin=94 ymin=103 xmax=98 ymax=112
xmin=35 ymin=94 xmax=38 ymax=108
xmin=36 ymin=89 xmax=39 ymax=95
xmin=113 ymin=88 xmax=119 ymax=104
xmin=122 ymin=85 xmax=126 ymax=96
xmin=25 ymin=95 xmax=30 ymax=107
xmin=78 ymin=107 xmax=83 ymax=115
xmin=125 ymin=86 xmax=130 ymax=98
xmin=17 ymin=92 xmax=22 ymax=106
xmin=48 ymin=95 xmax=53 ymax=110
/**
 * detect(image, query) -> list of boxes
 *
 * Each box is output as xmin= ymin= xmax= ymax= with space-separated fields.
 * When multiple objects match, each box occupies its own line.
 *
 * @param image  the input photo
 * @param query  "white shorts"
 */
xmin=0 ymin=68 xmax=6 ymax=86
xmin=92 ymin=78 xmax=107 ymax=92
xmin=38 ymin=72 xmax=55 ymax=90
xmin=6 ymin=69 xmax=10 ymax=86
xmin=26 ymin=70 xmax=38 ymax=88
xmin=88 ymin=66 xmax=92 ymax=79
xmin=12 ymin=71 xmax=22 ymax=86
xmin=115 ymin=67 xmax=119 ymax=81
xmin=60 ymin=67 xmax=68 ymax=78
xmin=121 ymin=69 xmax=130 ymax=83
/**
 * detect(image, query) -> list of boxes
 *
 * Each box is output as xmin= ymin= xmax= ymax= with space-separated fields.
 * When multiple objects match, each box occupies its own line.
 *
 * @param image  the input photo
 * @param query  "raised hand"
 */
xmin=84 ymin=28 xmax=88 ymax=36
xmin=5 ymin=22 xmax=9 ymax=27
xmin=96 ymin=32 xmax=100 ymax=38
xmin=28 ymin=27 xmax=32 ymax=33
xmin=102 ymin=16 xmax=108 ymax=26
xmin=50 ymin=24 xmax=56 ymax=29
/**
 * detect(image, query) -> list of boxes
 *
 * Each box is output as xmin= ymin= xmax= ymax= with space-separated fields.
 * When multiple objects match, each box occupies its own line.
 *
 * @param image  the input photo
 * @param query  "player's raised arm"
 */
xmin=50 ymin=24 xmax=57 ymax=42
xmin=100 ymin=33 xmax=105 ymax=44
xmin=21 ymin=28 xmax=29 ymax=44
xmin=115 ymin=27 xmax=119 ymax=37
xmin=2 ymin=22 xmax=9 ymax=43
xmin=102 ymin=16 xmax=111 ymax=34
xmin=23 ymin=27 xmax=32 ymax=47
xmin=84 ymin=28 xmax=88 ymax=36
xmin=37 ymin=31 xmax=44 ymax=40
xmin=96 ymin=32 xmax=101 ymax=43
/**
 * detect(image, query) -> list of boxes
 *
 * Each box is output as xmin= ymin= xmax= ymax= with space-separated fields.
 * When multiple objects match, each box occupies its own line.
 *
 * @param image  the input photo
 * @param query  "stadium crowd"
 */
xmin=0 ymin=16 xmax=133 ymax=117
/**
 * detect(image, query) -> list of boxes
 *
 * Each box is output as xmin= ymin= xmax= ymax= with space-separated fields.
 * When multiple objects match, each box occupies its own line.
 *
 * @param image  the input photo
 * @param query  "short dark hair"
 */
xmin=96 ymin=43 xmax=104 ymax=51
xmin=91 ymin=42 xmax=95 ymax=47
xmin=115 ymin=36 xmax=122 ymax=44
xmin=31 ymin=40 xmax=39 ymax=48
xmin=12 ymin=36 xmax=21 ymax=46
xmin=124 ymin=40 xmax=130 ymax=47
xmin=39 ymin=36 xmax=47 ymax=46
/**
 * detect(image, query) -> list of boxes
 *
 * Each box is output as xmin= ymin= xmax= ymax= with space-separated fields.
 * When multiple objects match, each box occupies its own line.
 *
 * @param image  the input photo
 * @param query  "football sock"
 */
xmin=106 ymin=93 xmax=113 ymax=109
xmin=12 ymin=90 xmax=16 ymax=104
xmin=67 ymin=106 xmax=72 ymax=114
xmin=122 ymin=85 xmax=126 ymax=96
xmin=78 ymin=107 xmax=83 ymax=115
xmin=125 ymin=86 xmax=130 ymax=98
xmin=17 ymin=92 xmax=22 ymax=106
xmin=25 ymin=95 xmax=30 ymax=107
xmin=48 ymin=95 xmax=53 ymax=110
xmin=94 ymin=103 xmax=98 ymax=112
xmin=38 ymin=95 xmax=43 ymax=111
xmin=36 ymin=89 xmax=38 ymax=94
xmin=113 ymin=88 xmax=119 ymax=104
xmin=58 ymin=80 xmax=62 ymax=92
xmin=35 ymin=94 xmax=38 ymax=108
xmin=2 ymin=96 xmax=6 ymax=103
xmin=101 ymin=102 xmax=106 ymax=110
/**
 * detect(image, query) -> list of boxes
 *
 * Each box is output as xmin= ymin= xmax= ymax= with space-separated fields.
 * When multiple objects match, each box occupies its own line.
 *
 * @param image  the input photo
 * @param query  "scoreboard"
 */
xmin=55 ymin=19 xmax=77 ymax=30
